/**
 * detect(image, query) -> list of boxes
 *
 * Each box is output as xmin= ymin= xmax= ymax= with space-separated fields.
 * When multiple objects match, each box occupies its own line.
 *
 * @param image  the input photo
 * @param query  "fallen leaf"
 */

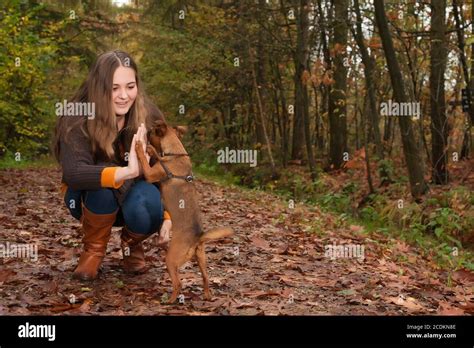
xmin=303 ymin=276 xmax=337 ymax=287
xmin=452 ymin=269 xmax=474 ymax=285
xmin=387 ymin=296 xmax=424 ymax=312
xmin=349 ymin=225 xmax=364 ymax=233
xmin=459 ymin=302 xmax=474 ymax=314
xmin=338 ymin=289 xmax=356 ymax=296
xmin=250 ymin=236 xmax=271 ymax=250
xmin=241 ymin=290 xmax=280 ymax=299
xmin=438 ymin=301 xmax=465 ymax=315
xmin=78 ymin=299 xmax=93 ymax=313
xmin=0 ymin=269 xmax=16 ymax=283
xmin=50 ymin=303 xmax=81 ymax=313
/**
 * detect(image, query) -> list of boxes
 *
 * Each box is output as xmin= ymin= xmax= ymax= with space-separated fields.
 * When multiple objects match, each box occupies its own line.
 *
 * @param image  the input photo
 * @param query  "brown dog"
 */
xmin=136 ymin=120 xmax=233 ymax=303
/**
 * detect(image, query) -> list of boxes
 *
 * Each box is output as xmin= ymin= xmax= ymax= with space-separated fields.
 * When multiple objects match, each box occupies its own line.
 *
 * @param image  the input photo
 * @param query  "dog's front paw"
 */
xmin=146 ymin=144 xmax=159 ymax=159
xmin=135 ymin=140 xmax=144 ymax=157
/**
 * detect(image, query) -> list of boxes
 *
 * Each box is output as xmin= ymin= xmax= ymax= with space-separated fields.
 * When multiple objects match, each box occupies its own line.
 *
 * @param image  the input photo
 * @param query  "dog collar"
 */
xmin=157 ymin=154 xmax=194 ymax=184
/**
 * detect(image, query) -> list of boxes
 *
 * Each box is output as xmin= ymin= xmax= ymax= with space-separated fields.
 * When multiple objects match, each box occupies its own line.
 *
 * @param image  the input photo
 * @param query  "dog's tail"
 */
xmin=199 ymin=227 xmax=234 ymax=243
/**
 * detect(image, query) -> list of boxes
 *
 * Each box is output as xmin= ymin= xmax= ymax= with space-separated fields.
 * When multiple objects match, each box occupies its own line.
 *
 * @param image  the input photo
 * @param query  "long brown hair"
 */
xmin=53 ymin=50 xmax=151 ymax=162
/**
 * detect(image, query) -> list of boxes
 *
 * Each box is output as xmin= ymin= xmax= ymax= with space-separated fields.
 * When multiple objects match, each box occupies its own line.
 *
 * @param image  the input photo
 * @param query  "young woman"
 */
xmin=53 ymin=50 xmax=171 ymax=281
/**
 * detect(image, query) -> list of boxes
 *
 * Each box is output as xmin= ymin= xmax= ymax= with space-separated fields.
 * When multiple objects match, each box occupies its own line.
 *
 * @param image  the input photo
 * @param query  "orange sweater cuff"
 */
xmin=101 ymin=167 xmax=124 ymax=189
xmin=60 ymin=182 xmax=68 ymax=196
xmin=163 ymin=210 xmax=171 ymax=220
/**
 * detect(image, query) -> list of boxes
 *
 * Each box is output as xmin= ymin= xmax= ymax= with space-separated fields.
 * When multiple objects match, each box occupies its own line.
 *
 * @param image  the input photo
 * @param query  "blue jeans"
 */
xmin=64 ymin=181 xmax=164 ymax=235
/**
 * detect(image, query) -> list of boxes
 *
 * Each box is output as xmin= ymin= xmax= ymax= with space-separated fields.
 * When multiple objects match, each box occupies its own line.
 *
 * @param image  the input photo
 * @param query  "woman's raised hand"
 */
xmin=137 ymin=123 xmax=150 ymax=166
xmin=127 ymin=133 xmax=140 ymax=178
xmin=114 ymin=124 xmax=149 ymax=182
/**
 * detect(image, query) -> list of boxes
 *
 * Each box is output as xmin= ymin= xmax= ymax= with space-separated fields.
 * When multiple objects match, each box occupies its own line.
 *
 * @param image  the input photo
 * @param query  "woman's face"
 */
xmin=112 ymin=66 xmax=138 ymax=116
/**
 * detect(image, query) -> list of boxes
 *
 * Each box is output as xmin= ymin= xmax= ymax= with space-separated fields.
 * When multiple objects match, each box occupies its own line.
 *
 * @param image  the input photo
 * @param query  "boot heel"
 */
xmin=73 ymin=205 xmax=117 ymax=280
xmin=121 ymin=227 xmax=151 ymax=274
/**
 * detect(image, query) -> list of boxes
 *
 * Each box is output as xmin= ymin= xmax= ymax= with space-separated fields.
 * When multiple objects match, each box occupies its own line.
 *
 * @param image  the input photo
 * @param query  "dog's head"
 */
xmin=148 ymin=120 xmax=187 ymax=153
xmin=148 ymin=120 xmax=191 ymax=182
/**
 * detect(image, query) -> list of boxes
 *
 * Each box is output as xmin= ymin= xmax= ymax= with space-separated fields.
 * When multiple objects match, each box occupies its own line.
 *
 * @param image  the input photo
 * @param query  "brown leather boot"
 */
xmin=120 ymin=227 xmax=152 ymax=274
xmin=72 ymin=205 xmax=118 ymax=281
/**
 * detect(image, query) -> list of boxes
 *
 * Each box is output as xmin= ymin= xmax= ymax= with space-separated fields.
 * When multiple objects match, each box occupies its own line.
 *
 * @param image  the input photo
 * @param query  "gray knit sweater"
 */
xmin=59 ymin=122 xmax=136 ymax=206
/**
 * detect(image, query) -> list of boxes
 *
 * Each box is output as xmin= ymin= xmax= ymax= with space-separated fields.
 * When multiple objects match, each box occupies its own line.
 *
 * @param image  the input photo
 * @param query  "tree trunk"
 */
xmin=249 ymin=46 xmax=278 ymax=179
xmin=290 ymin=3 xmax=306 ymax=161
xmin=293 ymin=0 xmax=317 ymax=178
xmin=362 ymin=90 xmax=375 ymax=194
xmin=374 ymin=0 xmax=428 ymax=199
xmin=430 ymin=1 xmax=449 ymax=184
xmin=327 ymin=0 xmax=348 ymax=170
xmin=254 ymin=0 xmax=268 ymax=148
xmin=352 ymin=0 xmax=383 ymax=157
xmin=316 ymin=0 xmax=331 ymax=157
xmin=453 ymin=0 xmax=473 ymax=159
xmin=271 ymin=57 xmax=290 ymax=166
xmin=313 ymin=84 xmax=324 ymax=152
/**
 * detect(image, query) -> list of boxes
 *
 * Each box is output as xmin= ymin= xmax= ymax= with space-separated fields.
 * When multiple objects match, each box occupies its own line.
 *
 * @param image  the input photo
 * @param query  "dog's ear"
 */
xmin=153 ymin=120 xmax=168 ymax=137
xmin=173 ymin=126 xmax=188 ymax=139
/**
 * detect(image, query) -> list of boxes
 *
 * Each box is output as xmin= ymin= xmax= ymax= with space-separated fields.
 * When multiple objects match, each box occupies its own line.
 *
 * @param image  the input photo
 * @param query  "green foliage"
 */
xmin=140 ymin=6 xmax=235 ymax=117
xmin=359 ymin=205 xmax=380 ymax=222
xmin=0 ymin=0 xmax=67 ymax=158
xmin=427 ymin=208 xmax=463 ymax=247
xmin=0 ymin=150 xmax=56 ymax=169
xmin=320 ymin=192 xmax=351 ymax=214
xmin=0 ymin=0 xmax=124 ymax=160
xmin=193 ymin=161 xmax=240 ymax=187
xmin=378 ymin=158 xmax=394 ymax=182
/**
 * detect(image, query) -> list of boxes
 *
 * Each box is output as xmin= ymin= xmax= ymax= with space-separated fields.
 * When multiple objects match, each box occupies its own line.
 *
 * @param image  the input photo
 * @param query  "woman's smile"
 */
xmin=115 ymin=100 xmax=130 ymax=107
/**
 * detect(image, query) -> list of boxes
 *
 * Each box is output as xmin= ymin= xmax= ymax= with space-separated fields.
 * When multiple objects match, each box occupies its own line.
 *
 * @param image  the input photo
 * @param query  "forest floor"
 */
xmin=0 ymin=166 xmax=473 ymax=315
